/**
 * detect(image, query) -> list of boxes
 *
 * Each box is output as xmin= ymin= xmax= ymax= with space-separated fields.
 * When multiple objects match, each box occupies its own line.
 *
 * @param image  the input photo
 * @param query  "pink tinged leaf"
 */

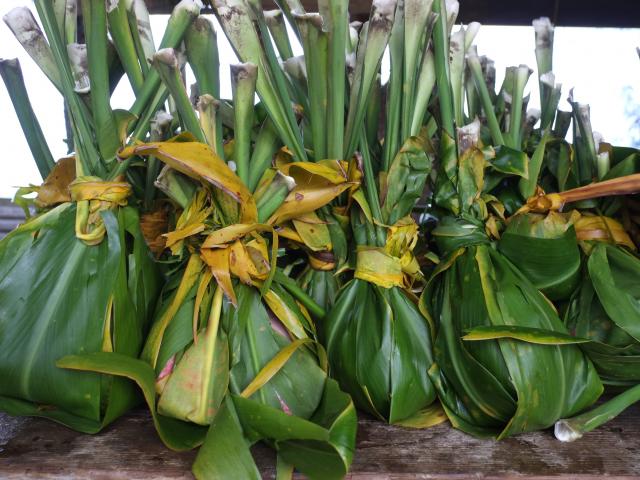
xmin=157 ymin=354 xmax=176 ymax=381
xmin=275 ymin=391 xmax=292 ymax=416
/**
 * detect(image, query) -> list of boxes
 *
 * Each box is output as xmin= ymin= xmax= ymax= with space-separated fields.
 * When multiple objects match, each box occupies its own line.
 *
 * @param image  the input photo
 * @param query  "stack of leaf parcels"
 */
xmin=2 ymin=0 xmax=640 ymax=478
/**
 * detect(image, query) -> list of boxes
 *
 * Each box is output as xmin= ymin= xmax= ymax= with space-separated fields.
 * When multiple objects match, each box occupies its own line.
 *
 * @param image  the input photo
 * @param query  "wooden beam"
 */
xmin=144 ymin=0 xmax=640 ymax=27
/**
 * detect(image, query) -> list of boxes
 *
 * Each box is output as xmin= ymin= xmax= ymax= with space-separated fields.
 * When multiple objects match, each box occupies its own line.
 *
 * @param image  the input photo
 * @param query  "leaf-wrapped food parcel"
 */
xmin=421 ymin=226 xmax=602 ymax=439
xmin=0 ymin=203 xmax=160 ymax=432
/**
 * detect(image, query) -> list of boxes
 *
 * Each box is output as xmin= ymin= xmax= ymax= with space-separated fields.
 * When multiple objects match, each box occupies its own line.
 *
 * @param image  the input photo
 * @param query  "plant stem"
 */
xmin=152 ymin=48 xmax=205 ymax=143
xmin=274 ymin=269 xmax=326 ymax=319
xmin=467 ymin=50 xmax=505 ymax=146
xmin=555 ymin=384 xmax=640 ymax=442
xmin=0 ymin=58 xmax=55 ymax=179
xmin=432 ymin=0 xmax=455 ymax=138
xmin=230 ymin=62 xmax=258 ymax=185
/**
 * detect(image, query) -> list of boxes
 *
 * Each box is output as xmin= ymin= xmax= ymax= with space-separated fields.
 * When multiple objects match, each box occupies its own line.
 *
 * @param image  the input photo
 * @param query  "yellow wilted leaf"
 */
xmin=269 ymin=161 xmax=355 ymax=225
xmin=202 ymin=223 xmax=272 ymax=248
xmin=263 ymin=290 xmax=308 ymax=340
xmin=240 ymin=338 xmax=313 ymax=399
xmin=119 ymin=136 xmax=257 ymax=223
xmin=142 ymin=254 xmax=204 ymax=370
xmin=575 ymin=214 xmax=636 ymax=251
xmin=200 ymin=248 xmax=237 ymax=306
xmin=393 ymin=403 xmax=448 ymax=429
xmin=36 ymin=156 xmax=75 ymax=207
xmin=292 ymin=212 xmax=332 ymax=252
xmin=354 ymin=246 xmax=404 ymax=289
xmin=192 ymin=269 xmax=213 ymax=342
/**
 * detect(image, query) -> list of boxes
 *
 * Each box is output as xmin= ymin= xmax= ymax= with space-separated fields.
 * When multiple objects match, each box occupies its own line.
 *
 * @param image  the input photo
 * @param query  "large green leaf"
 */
xmin=381 ymin=135 xmax=433 ymax=225
xmin=588 ymin=243 xmax=640 ymax=342
xmin=57 ymin=351 xmax=207 ymax=450
xmin=422 ymin=245 xmax=603 ymax=439
xmin=566 ymin=243 xmax=640 ymax=384
xmin=0 ymin=204 xmax=158 ymax=432
xmin=323 ymin=279 xmax=436 ymax=423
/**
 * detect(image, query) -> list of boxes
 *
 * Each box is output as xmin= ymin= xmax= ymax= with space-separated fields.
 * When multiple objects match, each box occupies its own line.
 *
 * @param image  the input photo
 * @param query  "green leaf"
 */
xmin=498 ymin=213 xmax=581 ymax=301
xmin=491 ymin=145 xmax=529 ymax=179
xmin=323 ymin=279 xmax=436 ymax=423
xmin=0 ymin=205 xmax=153 ymax=431
xmin=382 ymin=135 xmax=433 ymax=225
xmin=57 ymin=351 xmax=207 ymax=451
xmin=192 ymin=397 xmax=261 ymax=480
xmin=588 ymin=243 xmax=640 ymax=343
xmin=462 ymin=325 xmax=590 ymax=345
xmin=422 ymin=244 xmax=603 ymax=439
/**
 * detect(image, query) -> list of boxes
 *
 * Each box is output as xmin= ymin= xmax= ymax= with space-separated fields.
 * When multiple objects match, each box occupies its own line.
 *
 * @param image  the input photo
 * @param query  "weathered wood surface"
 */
xmin=0 ymin=199 xmax=24 ymax=239
xmin=2 ymin=404 xmax=639 ymax=479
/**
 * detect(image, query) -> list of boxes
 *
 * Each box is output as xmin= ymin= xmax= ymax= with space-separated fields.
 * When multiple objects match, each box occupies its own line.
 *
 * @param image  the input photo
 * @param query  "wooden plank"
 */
xmin=2 ymin=403 xmax=639 ymax=479
xmin=0 ymin=200 xmax=24 ymax=238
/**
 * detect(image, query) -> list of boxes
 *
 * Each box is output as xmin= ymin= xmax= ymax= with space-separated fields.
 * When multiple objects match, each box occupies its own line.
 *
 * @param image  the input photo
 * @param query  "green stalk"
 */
xmin=131 ymin=87 xmax=170 ymax=141
xmin=151 ymin=48 xmax=205 ymax=143
xmin=264 ymin=10 xmax=294 ymax=60
xmin=272 ymin=0 xmax=305 ymax=38
xmin=252 ymin=10 xmax=308 ymax=160
xmin=506 ymin=65 xmax=532 ymax=149
xmin=320 ymin=0 xmax=348 ymax=160
xmin=282 ymin=55 xmax=310 ymax=113
xmin=3 ymin=7 xmax=62 ymax=91
xmin=126 ymin=0 xmax=157 ymax=70
xmin=185 ymin=16 xmax=220 ymax=98
xmin=145 ymin=111 xmax=173 ymax=209
xmin=533 ymin=17 xmax=554 ymax=126
xmin=107 ymin=0 xmax=144 ymax=93
xmin=0 ymin=58 xmax=55 ymax=179
xmin=294 ymin=13 xmax=328 ymax=160
xmin=255 ymin=172 xmax=296 ymax=222
xmin=539 ymin=72 xmax=562 ymax=131
xmin=198 ymin=94 xmax=223 ymax=155
xmin=467 ymin=49 xmax=504 ymax=146
xmin=410 ymin=49 xmax=436 ymax=136
xmin=383 ymin=0 xmax=404 ymax=170
xmin=274 ymin=269 xmax=326 ymax=319
xmin=214 ymin=0 xmax=306 ymax=161
xmin=449 ymin=27 xmax=467 ymax=129
xmin=64 ymin=0 xmax=78 ymax=44
xmin=130 ymin=0 xmax=201 ymax=120
xmin=34 ymin=0 xmax=102 ymax=175
xmin=231 ymin=63 xmax=258 ymax=185
xmin=432 ymin=0 xmax=455 ymax=139
xmin=555 ymin=384 xmax=640 ymax=442
xmin=82 ymin=0 xmax=121 ymax=161
xmin=366 ymin=74 xmax=382 ymax=150
xmin=402 ymin=0 xmax=434 ymax=139
xmin=359 ymin=130 xmax=386 ymax=246
xmin=53 ymin=0 xmax=77 ymax=45
xmin=344 ymin=0 xmax=396 ymax=159
xmin=184 ymin=16 xmax=223 ymax=155
xmin=53 ymin=0 xmax=66 ymax=41
xmin=249 ymin=118 xmax=282 ymax=192
xmin=553 ymin=109 xmax=572 ymax=139
xmin=569 ymin=94 xmax=598 ymax=185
